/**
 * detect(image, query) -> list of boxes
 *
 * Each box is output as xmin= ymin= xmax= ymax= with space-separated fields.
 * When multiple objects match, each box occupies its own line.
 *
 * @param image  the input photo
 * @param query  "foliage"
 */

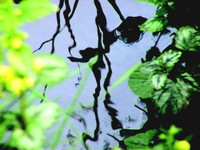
xmin=126 ymin=0 xmax=200 ymax=149
xmin=129 ymin=50 xmax=197 ymax=114
xmin=1 ymin=0 xmax=199 ymax=149
xmin=124 ymin=129 xmax=158 ymax=149
xmin=0 ymin=0 xmax=68 ymax=149
xmin=175 ymin=26 xmax=200 ymax=51
xmin=123 ymin=125 xmax=191 ymax=150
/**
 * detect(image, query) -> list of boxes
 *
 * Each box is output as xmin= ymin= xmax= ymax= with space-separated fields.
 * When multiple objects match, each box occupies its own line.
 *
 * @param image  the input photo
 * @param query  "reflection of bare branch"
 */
xmin=80 ymin=103 xmax=93 ymax=112
xmin=107 ymin=0 xmax=125 ymax=21
xmin=126 ymin=115 xmax=136 ymax=123
xmin=134 ymin=104 xmax=148 ymax=114
xmin=69 ymin=112 xmax=87 ymax=129
xmin=66 ymin=130 xmax=76 ymax=146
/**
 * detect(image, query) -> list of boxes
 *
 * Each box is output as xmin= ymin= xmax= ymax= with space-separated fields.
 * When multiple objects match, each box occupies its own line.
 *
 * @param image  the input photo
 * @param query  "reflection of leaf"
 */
xmin=140 ymin=17 xmax=166 ymax=33
xmin=34 ymin=54 xmax=68 ymax=85
xmin=124 ymin=129 xmax=157 ymax=149
xmin=175 ymin=26 xmax=200 ymax=51
xmin=153 ymin=79 xmax=190 ymax=114
xmin=128 ymin=63 xmax=154 ymax=99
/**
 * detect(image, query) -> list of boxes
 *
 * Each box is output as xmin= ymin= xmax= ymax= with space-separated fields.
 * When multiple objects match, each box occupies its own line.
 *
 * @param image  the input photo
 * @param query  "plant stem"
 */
xmin=19 ymin=92 xmax=28 ymax=128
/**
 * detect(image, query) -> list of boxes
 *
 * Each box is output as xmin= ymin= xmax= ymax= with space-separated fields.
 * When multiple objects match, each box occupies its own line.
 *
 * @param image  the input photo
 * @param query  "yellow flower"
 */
xmin=174 ymin=140 xmax=191 ymax=150
xmin=0 ymin=65 xmax=14 ymax=82
xmin=7 ymin=77 xmax=25 ymax=95
xmin=33 ymin=58 xmax=45 ymax=73
xmin=23 ymin=77 xmax=36 ymax=88
xmin=10 ymin=37 xmax=23 ymax=49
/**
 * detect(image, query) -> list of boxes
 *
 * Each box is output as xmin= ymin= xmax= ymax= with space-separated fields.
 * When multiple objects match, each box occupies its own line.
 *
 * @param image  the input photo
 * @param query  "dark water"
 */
xmin=22 ymin=0 xmax=173 ymax=149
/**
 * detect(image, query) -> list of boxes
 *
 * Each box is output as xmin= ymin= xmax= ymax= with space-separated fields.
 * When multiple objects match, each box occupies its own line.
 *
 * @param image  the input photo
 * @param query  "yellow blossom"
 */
xmin=23 ymin=77 xmax=36 ymax=88
xmin=33 ymin=58 xmax=45 ymax=73
xmin=10 ymin=37 xmax=23 ymax=49
xmin=0 ymin=65 xmax=15 ymax=82
xmin=174 ymin=140 xmax=191 ymax=150
xmin=7 ymin=77 xmax=25 ymax=95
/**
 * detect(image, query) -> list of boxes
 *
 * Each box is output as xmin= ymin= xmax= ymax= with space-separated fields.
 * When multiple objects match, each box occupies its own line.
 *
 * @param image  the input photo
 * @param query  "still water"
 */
xmin=22 ymin=0 xmax=172 ymax=149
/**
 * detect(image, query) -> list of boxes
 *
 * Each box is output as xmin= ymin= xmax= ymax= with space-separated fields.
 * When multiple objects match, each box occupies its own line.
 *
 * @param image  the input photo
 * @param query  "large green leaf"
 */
xmin=19 ymin=0 xmax=58 ymax=22
xmin=153 ymin=79 xmax=190 ymax=114
xmin=175 ymin=26 xmax=200 ymax=51
xmin=157 ymin=50 xmax=182 ymax=72
xmin=124 ymin=129 xmax=158 ymax=149
xmin=140 ymin=17 xmax=166 ymax=33
xmin=34 ymin=54 xmax=68 ymax=85
xmin=128 ymin=63 xmax=154 ymax=99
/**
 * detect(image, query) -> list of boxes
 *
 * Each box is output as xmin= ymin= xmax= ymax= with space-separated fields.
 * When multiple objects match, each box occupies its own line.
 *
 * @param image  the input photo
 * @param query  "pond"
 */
xmin=22 ymin=0 xmax=173 ymax=149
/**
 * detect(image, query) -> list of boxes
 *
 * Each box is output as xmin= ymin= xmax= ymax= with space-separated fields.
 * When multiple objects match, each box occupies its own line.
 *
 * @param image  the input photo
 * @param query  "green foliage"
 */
xmin=156 ymin=125 xmax=191 ymax=150
xmin=140 ymin=17 xmax=167 ymax=33
xmin=126 ymin=0 xmax=200 ymax=149
xmin=124 ymin=125 xmax=191 ymax=150
xmin=34 ymin=54 xmax=68 ymax=85
xmin=7 ymin=45 xmax=33 ymax=76
xmin=128 ymin=48 xmax=199 ymax=114
xmin=151 ymin=74 xmax=167 ymax=90
xmin=124 ymin=129 xmax=158 ymax=149
xmin=134 ymin=0 xmax=167 ymax=6
xmin=153 ymin=79 xmax=190 ymax=114
xmin=18 ymin=0 xmax=58 ymax=22
xmin=138 ymin=0 xmax=174 ymax=33
xmin=8 ymin=102 xmax=61 ymax=150
xmin=0 ymin=0 xmax=68 ymax=149
xmin=156 ymin=50 xmax=182 ymax=72
xmin=128 ymin=63 xmax=154 ymax=99
xmin=175 ymin=26 xmax=200 ymax=51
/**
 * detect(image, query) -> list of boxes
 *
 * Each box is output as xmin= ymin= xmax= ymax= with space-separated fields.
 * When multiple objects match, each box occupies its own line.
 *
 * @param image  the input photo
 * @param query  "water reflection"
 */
xmin=65 ymin=0 xmax=147 ymax=149
xmin=23 ymin=0 xmax=159 ymax=149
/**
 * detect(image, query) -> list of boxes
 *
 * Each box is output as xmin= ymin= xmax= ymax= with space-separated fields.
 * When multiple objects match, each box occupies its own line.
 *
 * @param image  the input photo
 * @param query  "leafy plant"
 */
xmin=0 ymin=0 xmax=68 ymax=149
xmin=123 ymin=125 xmax=191 ymax=150
xmin=125 ymin=0 xmax=200 ymax=149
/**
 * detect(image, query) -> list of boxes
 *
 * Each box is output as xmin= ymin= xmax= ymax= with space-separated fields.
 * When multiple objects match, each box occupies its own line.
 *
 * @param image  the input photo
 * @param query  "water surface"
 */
xmin=22 ymin=0 xmax=172 ymax=149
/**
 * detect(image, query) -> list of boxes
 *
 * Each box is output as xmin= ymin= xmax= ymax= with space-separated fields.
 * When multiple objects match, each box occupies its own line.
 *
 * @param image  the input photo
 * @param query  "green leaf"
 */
xmin=135 ymin=0 xmax=166 ymax=6
xmin=175 ymin=26 xmax=200 ymax=51
xmin=140 ymin=17 xmax=166 ymax=33
xmin=128 ymin=63 xmax=154 ymax=99
xmin=26 ymin=102 xmax=61 ymax=129
xmin=156 ymin=7 xmax=168 ymax=17
xmin=124 ymin=129 xmax=157 ymax=149
xmin=157 ymin=50 xmax=182 ymax=72
xmin=19 ymin=0 xmax=58 ymax=22
xmin=9 ymin=102 xmax=61 ymax=150
xmin=153 ymin=79 xmax=190 ymax=114
xmin=34 ymin=54 xmax=68 ymax=85
xmin=0 ymin=112 xmax=20 ymax=139
xmin=152 ymin=144 xmax=166 ymax=150
xmin=7 ymin=45 xmax=34 ymax=76
xmin=10 ymin=128 xmax=43 ymax=150
xmin=180 ymin=73 xmax=199 ymax=91
xmin=151 ymin=74 xmax=167 ymax=90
